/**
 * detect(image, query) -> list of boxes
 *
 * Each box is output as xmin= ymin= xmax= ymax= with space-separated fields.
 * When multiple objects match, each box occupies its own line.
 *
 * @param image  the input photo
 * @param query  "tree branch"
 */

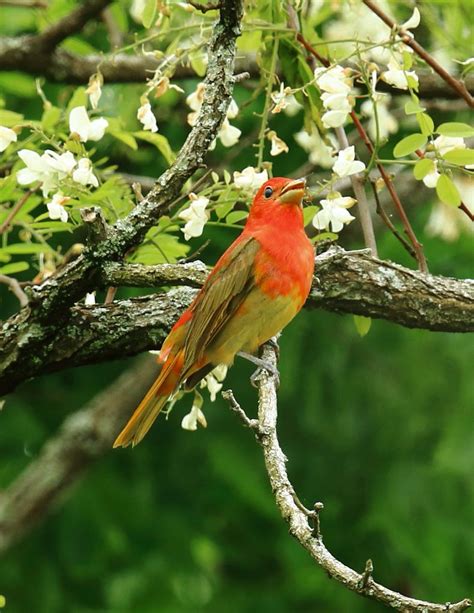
xmin=224 ymin=340 xmax=472 ymax=612
xmin=0 ymin=357 xmax=158 ymax=554
xmin=1 ymin=248 xmax=472 ymax=395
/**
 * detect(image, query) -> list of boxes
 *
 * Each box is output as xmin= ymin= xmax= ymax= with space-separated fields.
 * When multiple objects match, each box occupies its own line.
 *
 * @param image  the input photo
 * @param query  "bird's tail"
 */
xmin=113 ymin=351 xmax=184 ymax=448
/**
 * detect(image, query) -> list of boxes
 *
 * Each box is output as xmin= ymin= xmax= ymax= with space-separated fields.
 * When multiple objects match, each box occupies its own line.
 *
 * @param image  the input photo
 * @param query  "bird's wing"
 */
xmin=182 ymin=235 xmax=260 ymax=374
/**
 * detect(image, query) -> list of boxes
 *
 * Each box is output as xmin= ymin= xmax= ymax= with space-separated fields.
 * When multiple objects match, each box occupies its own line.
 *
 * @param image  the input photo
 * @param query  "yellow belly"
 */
xmin=205 ymin=288 xmax=299 ymax=365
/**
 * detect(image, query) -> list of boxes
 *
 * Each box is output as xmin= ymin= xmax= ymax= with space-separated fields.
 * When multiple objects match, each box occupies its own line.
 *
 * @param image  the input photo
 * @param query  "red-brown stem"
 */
xmin=0 ymin=189 xmax=34 ymax=234
xmin=350 ymin=111 xmax=428 ymax=272
xmin=296 ymin=33 xmax=428 ymax=272
xmin=362 ymin=0 xmax=474 ymax=108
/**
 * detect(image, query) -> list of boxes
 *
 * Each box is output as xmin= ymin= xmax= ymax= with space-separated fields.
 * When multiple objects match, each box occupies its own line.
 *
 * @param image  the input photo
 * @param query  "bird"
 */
xmin=113 ymin=176 xmax=315 ymax=448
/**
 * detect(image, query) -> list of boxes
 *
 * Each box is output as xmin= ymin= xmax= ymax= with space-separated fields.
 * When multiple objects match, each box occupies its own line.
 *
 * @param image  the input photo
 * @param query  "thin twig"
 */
xmin=0 ymin=189 xmax=34 ymax=234
xmin=187 ymin=0 xmax=222 ymax=12
xmin=370 ymin=180 xmax=416 ymax=260
xmin=225 ymin=340 xmax=472 ymax=612
xmin=362 ymin=0 xmax=474 ymax=108
xmin=0 ymin=274 xmax=29 ymax=308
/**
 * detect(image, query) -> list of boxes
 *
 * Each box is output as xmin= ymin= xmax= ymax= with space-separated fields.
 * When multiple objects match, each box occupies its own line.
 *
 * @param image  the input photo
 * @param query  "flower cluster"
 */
xmin=180 ymin=365 xmax=228 ymax=431
xmin=270 ymin=82 xmax=302 ymax=116
xmin=294 ymin=129 xmax=335 ymax=169
xmin=186 ymin=83 xmax=241 ymax=147
xmin=314 ymin=65 xmax=353 ymax=128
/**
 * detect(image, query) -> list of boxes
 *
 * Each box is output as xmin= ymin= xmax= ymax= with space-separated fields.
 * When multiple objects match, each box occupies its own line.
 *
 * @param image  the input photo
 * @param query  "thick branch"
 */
xmin=225 ymin=341 xmax=472 ymax=612
xmin=0 ymin=357 xmax=158 ymax=554
xmin=1 ymin=248 xmax=472 ymax=395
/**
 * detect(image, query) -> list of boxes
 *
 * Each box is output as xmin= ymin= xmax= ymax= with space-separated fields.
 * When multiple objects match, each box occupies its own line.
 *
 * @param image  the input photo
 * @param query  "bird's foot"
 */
xmin=237 ymin=351 xmax=280 ymax=389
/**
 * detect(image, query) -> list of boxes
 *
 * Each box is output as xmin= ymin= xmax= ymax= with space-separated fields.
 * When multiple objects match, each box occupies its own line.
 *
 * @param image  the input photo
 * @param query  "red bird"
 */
xmin=114 ymin=177 xmax=315 ymax=448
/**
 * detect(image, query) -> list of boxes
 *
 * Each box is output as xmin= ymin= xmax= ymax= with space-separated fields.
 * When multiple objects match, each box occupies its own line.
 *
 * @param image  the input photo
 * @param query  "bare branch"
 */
xmin=1 ymin=248 xmax=472 ymax=395
xmin=226 ymin=340 xmax=472 ymax=612
xmin=0 ymin=357 xmax=158 ymax=554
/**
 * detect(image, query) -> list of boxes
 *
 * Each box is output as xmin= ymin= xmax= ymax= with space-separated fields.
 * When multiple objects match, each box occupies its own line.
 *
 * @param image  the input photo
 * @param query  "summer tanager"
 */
xmin=114 ymin=177 xmax=315 ymax=448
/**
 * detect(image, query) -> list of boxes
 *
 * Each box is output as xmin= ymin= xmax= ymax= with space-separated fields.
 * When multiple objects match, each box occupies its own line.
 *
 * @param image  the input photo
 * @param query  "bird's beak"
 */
xmin=279 ymin=178 xmax=306 ymax=205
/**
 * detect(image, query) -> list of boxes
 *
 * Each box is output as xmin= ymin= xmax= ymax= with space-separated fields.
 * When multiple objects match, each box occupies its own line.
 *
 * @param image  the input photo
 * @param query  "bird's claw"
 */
xmin=250 ymin=364 xmax=280 ymax=389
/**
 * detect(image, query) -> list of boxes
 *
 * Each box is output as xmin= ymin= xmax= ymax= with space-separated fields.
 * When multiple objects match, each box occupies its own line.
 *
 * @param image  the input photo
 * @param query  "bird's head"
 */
xmin=254 ymin=177 xmax=306 ymax=208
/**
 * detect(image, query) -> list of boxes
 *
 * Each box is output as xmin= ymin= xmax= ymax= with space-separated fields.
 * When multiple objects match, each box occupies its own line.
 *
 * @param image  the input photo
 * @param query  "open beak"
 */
xmin=279 ymin=178 xmax=306 ymax=205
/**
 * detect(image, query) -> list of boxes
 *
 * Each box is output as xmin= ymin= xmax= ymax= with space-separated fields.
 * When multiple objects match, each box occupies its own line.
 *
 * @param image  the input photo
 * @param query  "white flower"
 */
xmin=233 ymin=166 xmax=268 ymax=192
xmin=42 ymin=150 xmax=76 ymax=175
xmin=154 ymin=76 xmax=184 ymax=98
xmin=312 ymin=193 xmax=356 ymax=233
xmin=294 ymin=129 xmax=335 ymax=168
xmin=401 ymin=7 xmax=420 ymax=30
xmin=72 ymin=157 xmax=99 ymax=187
xmin=200 ymin=364 xmax=228 ymax=402
xmin=218 ymin=119 xmax=241 ymax=147
xmin=425 ymin=196 xmax=474 ymax=242
xmin=226 ymin=98 xmax=239 ymax=119
xmin=17 ymin=149 xmax=49 ymax=185
xmin=332 ymin=146 xmax=366 ymax=177
xmin=382 ymin=59 xmax=419 ymax=91
xmin=433 ymin=135 xmax=465 ymax=156
xmin=17 ymin=149 xmax=77 ymax=197
xmin=69 ymin=106 xmax=108 ymax=142
xmin=0 ymin=126 xmax=17 ymax=152
xmin=46 ymin=192 xmax=70 ymax=223
xmin=130 ymin=0 xmax=146 ymax=22
xmin=84 ymin=292 xmax=96 ymax=305
xmin=137 ymin=101 xmax=158 ymax=132
xmin=422 ymin=163 xmax=441 ymax=188
xmin=186 ymin=83 xmax=206 ymax=126
xmin=314 ymin=65 xmax=352 ymax=94
xmin=181 ymin=391 xmax=207 ymax=431
xmin=85 ymin=73 xmax=103 ymax=110
xmin=320 ymin=92 xmax=352 ymax=112
xmin=179 ymin=193 xmax=209 ymax=240
xmin=268 ymin=130 xmax=288 ymax=156
xmin=322 ymin=110 xmax=349 ymax=129
xmin=271 ymin=83 xmax=299 ymax=114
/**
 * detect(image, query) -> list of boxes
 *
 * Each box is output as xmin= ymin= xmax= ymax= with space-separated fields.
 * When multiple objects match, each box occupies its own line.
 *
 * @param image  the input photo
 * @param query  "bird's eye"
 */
xmin=264 ymin=186 xmax=273 ymax=198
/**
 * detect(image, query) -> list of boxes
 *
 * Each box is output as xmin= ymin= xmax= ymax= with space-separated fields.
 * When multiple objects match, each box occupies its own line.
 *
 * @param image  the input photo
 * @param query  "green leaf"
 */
xmin=303 ymin=205 xmax=318 ymax=226
xmin=0 ymin=109 xmax=23 ymax=126
xmin=3 ymin=242 xmax=54 ymax=254
xmin=404 ymin=100 xmax=424 ymax=115
xmin=41 ymin=105 xmax=62 ymax=132
xmin=353 ymin=315 xmax=372 ymax=337
xmin=109 ymin=129 xmax=138 ymax=150
xmin=215 ymin=200 xmax=234 ymax=219
xmin=134 ymin=131 xmax=175 ymax=164
xmin=67 ymin=87 xmax=87 ymax=113
xmin=393 ymin=133 xmax=426 ymax=158
xmin=142 ymin=0 xmax=157 ymax=28
xmin=436 ymin=174 xmax=461 ymax=207
xmin=0 ymin=261 xmax=29 ymax=275
xmin=436 ymin=122 xmax=474 ymax=138
xmin=406 ymin=74 xmax=419 ymax=91
xmin=416 ymin=112 xmax=434 ymax=136
xmin=189 ymin=51 xmax=207 ymax=77
xmin=413 ymin=158 xmax=434 ymax=180
xmin=442 ymin=148 xmax=474 ymax=166
xmin=226 ymin=210 xmax=248 ymax=225
xmin=0 ymin=72 xmax=36 ymax=98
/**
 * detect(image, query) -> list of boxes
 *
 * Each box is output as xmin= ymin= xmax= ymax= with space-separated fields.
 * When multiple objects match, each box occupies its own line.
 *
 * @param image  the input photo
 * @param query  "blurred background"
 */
xmin=0 ymin=0 xmax=473 ymax=611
